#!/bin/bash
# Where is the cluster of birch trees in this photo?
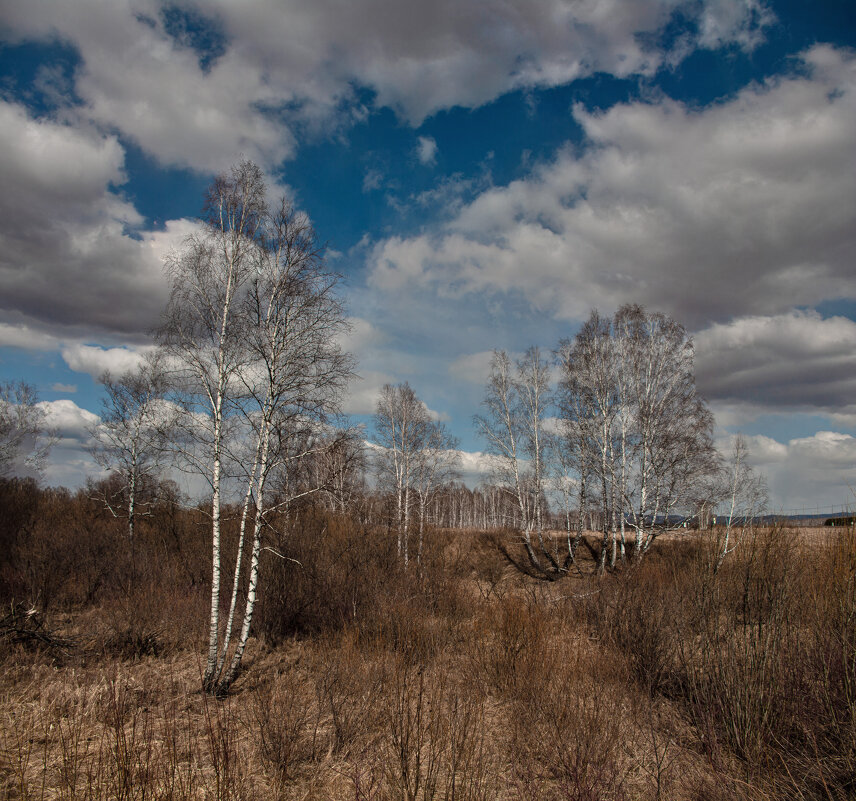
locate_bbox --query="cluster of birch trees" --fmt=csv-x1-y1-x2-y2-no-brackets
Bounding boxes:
476,305,723,576
372,382,462,565
89,161,353,695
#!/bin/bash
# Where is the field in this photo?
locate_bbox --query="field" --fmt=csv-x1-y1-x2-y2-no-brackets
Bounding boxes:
1,489,855,800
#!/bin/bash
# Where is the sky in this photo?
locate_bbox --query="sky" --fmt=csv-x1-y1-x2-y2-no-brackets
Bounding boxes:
0,0,855,512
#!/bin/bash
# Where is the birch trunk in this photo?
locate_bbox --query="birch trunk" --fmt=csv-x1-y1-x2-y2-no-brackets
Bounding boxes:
218,428,270,693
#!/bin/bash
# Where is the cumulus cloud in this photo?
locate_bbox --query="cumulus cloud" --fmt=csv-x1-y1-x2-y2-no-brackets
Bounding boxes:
36,399,101,487
721,430,856,512
2,0,774,171
344,368,451,421
39,399,100,441
717,432,788,465
449,351,497,385
696,0,775,51
344,369,398,416
695,311,856,419
368,46,856,328
61,344,152,380
456,449,495,486
339,317,387,356
0,101,188,342
0,323,60,351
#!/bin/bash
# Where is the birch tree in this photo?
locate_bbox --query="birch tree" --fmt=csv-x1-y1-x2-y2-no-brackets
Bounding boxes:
308,428,367,515
158,161,351,694
557,313,622,574
0,381,53,478
413,421,461,560
556,306,717,572
211,198,352,694
373,382,433,565
516,346,554,566
619,307,716,557
474,349,557,574
88,354,169,544
158,160,265,694
713,434,768,572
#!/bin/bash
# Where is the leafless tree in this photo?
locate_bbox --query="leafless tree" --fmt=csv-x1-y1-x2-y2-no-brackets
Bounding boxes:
557,313,621,574
157,161,352,694
307,428,368,515
0,381,53,478
474,349,558,575
88,354,169,544
557,306,717,572
713,434,768,572
373,382,434,565
618,307,717,558
213,201,352,693
157,160,265,693
413,421,461,560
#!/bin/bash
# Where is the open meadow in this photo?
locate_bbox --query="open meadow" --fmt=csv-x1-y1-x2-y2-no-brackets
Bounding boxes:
1,484,855,800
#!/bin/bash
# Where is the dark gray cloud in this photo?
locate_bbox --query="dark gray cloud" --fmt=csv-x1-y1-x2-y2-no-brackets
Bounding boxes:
695,311,856,416
0,101,188,343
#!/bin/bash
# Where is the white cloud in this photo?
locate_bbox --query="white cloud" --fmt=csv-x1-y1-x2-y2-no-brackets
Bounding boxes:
456,449,495,486
32,399,100,488
340,317,387,356
39,399,100,442
416,136,438,165
345,369,451,422
0,323,60,351
51,383,77,394
696,0,775,51
716,432,788,465
363,169,384,193
344,369,398,416
61,344,152,380
449,350,499,386
725,430,856,512
1,0,774,172
368,46,856,328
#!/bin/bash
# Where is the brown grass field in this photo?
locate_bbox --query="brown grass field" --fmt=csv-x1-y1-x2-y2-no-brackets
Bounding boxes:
1,489,854,800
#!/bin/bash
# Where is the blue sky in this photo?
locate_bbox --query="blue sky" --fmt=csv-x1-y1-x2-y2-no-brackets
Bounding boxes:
1,0,855,511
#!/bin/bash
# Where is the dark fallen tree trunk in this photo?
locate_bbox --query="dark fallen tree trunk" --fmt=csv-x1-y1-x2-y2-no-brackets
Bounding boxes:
0,602,75,655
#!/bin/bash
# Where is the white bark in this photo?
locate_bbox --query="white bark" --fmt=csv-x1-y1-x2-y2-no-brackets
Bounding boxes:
373,383,436,566
158,162,351,694
557,305,717,571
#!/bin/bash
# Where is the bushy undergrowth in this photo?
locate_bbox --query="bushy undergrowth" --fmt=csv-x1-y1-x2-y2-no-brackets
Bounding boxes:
1,479,854,800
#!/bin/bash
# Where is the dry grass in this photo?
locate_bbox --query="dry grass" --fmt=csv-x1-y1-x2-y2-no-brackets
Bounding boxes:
1,491,854,801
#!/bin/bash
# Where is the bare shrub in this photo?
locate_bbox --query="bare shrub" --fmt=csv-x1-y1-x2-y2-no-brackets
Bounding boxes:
0,661,258,801
380,655,498,801
383,657,445,800
255,510,400,641
312,631,386,756
507,640,633,801
473,594,551,697
586,559,684,696
250,666,314,782
775,526,856,800
673,528,801,781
